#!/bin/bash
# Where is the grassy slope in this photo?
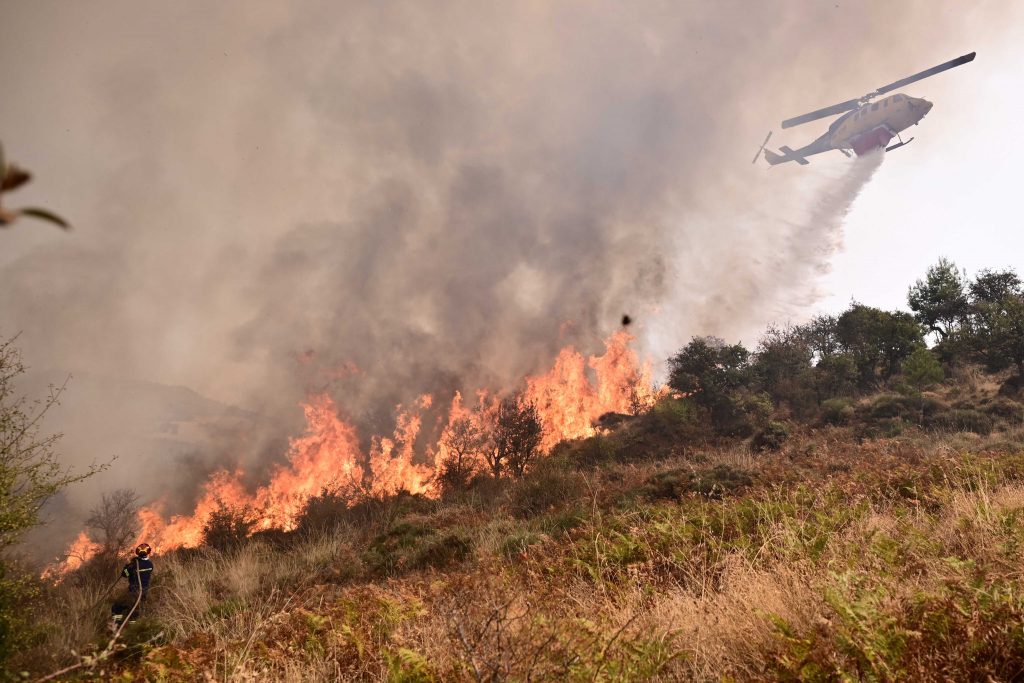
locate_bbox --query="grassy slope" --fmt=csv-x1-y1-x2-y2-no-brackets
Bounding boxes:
16,381,1024,681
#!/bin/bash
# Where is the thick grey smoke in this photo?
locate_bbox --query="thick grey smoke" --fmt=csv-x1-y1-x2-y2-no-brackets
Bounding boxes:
0,1,993,545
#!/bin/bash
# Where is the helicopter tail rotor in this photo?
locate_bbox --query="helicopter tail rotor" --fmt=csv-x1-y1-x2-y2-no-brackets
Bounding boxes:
752,131,773,164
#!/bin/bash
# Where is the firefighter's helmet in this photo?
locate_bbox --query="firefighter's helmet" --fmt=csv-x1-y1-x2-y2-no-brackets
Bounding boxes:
135,543,152,558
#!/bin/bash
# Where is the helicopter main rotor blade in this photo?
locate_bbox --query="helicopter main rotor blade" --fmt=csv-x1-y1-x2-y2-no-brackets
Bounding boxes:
872,51,976,96
781,98,861,129
779,52,975,130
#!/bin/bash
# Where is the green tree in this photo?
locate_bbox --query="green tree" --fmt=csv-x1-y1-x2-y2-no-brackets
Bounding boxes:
907,257,970,341
798,314,842,360
668,337,749,398
969,268,1021,305
965,268,1024,377
793,315,858,402
668,337,758,432
836,304,923,388
812,353,859,400
752,325,815,417
0,336,100,666
903,347,944,391
973,295,1024,377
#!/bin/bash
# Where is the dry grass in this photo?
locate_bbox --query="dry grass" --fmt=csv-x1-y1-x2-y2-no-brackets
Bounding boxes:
17,412,1024,680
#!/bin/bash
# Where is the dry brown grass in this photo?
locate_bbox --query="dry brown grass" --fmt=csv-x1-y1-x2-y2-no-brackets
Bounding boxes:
18,409,1024,681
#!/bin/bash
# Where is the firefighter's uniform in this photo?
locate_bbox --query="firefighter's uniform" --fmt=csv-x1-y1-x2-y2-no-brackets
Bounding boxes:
112,544,153,625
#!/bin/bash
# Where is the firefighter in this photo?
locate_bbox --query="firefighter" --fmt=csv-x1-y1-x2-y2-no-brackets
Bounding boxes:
112,543,153,625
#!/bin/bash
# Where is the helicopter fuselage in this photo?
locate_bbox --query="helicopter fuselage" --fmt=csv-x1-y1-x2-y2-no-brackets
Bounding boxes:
829,93,933,155
761,51,971,166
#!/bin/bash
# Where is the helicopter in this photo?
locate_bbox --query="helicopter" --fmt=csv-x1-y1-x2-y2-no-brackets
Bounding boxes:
754,51,975,166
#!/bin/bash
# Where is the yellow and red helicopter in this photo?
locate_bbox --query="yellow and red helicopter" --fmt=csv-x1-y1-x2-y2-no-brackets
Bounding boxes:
755,52,975,166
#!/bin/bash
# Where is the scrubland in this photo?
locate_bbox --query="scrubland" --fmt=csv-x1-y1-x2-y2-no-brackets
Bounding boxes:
13,375,1024,682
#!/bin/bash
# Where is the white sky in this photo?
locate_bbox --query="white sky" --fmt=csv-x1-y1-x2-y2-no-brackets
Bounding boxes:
812,14,1023,314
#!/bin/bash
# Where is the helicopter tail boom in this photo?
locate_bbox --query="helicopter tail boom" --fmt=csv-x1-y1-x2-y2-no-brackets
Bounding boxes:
764,146,809,166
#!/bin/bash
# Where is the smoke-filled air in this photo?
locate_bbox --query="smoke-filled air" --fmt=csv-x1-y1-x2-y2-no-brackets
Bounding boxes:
8,1,1024,679
0,2,989,563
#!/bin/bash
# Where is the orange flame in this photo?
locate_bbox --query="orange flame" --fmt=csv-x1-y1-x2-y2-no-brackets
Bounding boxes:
525,331,657,451
50,332,656,574
43,531,101,579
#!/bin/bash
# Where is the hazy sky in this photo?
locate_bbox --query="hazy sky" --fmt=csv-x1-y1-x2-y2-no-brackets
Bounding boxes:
1,1,1021,511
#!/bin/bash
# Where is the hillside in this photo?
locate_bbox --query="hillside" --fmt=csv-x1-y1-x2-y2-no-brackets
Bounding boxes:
13,372,1024,681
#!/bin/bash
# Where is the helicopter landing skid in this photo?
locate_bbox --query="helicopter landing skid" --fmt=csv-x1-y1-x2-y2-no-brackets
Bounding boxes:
885,134,914,152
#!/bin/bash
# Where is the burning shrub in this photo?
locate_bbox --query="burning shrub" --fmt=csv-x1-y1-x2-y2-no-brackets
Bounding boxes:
437,417,488,495
201,503,255,552
484,398,544,479
295,487,353,534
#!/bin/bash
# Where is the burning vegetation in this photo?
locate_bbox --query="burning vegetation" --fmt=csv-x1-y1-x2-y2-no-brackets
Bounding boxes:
48,331,657,574
6,258,1024,680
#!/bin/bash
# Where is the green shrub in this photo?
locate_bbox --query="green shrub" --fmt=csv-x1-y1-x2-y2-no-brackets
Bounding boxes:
411,532,472,571
926,409,994,435
691,465,753,499
363,521,472,576
642,465,752,501
564,434,620,466
821,398,855,425
498,530,546,560
340,491,437,530
751,421,789,452
869,394,916,419
603,397,709,462
110,617,167,665
767,573,1024,681
506,460,584,518
858,417,908,439
0,564,41,668
983,397,1024,424
538,509,586,536
642,468,693,501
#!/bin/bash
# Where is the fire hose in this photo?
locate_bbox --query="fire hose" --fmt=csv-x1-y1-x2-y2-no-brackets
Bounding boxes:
32,559,145,683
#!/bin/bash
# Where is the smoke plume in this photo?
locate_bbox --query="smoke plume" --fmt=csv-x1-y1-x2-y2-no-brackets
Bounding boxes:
0,1,990,546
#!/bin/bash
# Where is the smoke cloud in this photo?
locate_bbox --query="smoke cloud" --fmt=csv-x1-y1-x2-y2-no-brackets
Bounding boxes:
0,1,993,545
